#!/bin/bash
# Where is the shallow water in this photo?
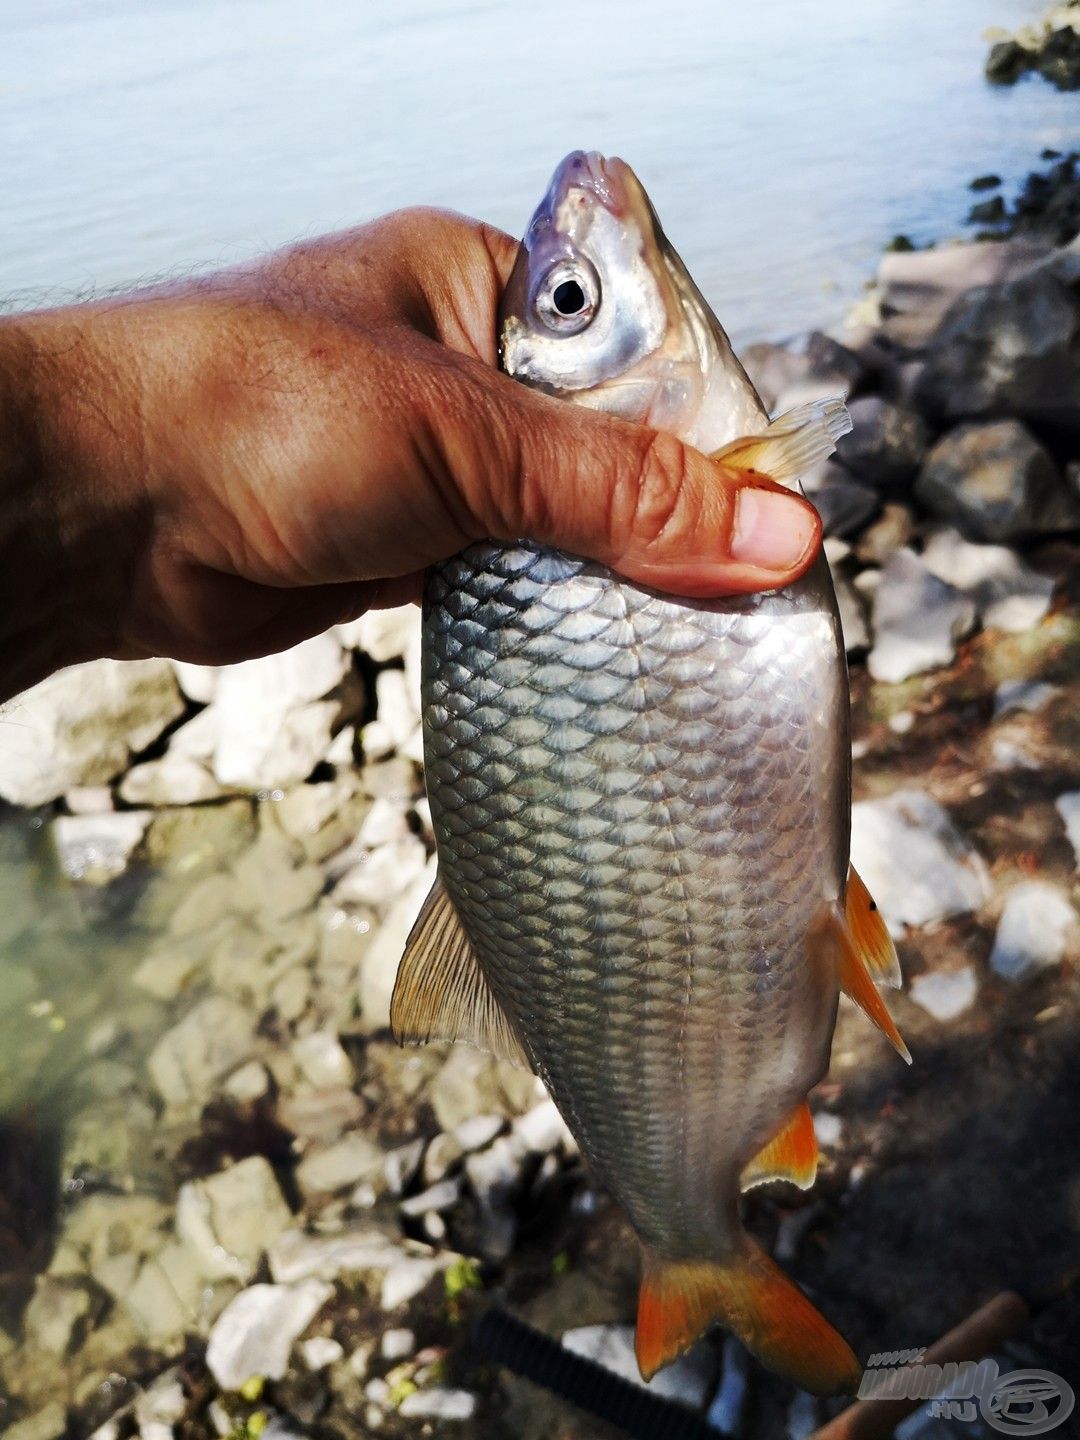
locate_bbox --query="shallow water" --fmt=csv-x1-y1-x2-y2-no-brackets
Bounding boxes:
2,0,1077,345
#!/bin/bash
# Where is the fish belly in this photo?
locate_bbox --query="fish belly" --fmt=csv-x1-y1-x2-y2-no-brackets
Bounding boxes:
422,541,848,1259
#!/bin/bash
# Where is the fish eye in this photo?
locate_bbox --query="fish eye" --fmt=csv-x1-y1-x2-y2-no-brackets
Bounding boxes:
534,259,600,336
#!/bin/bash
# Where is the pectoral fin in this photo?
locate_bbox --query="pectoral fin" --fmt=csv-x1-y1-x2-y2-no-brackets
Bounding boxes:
390,874,530,1069
635,1237,861,1396
740,1101,818,1192
711,397,852,484
819,886,911,1063
845,866,902,988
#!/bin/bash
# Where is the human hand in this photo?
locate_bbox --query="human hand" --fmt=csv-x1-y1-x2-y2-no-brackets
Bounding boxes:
0,209,821,695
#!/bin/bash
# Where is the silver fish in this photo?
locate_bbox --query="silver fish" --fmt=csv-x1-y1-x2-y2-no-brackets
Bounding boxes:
393,152,908,1395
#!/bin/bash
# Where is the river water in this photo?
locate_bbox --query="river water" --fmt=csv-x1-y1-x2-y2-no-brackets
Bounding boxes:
2,0,1077,344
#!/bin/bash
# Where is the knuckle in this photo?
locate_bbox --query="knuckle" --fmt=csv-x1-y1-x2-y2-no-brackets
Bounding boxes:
624,430,696,548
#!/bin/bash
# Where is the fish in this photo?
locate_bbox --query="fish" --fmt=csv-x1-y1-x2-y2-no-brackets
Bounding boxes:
392,151,909,1396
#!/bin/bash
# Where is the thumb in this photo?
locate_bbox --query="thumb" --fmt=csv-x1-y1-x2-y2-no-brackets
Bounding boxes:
469,373,823,598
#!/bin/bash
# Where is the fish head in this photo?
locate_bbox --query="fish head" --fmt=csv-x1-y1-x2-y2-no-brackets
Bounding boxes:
499,151,766,447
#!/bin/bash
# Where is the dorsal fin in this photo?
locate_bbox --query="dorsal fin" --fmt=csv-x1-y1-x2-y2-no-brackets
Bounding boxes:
845,866,902,988
740,1101,819,1192
390,874,531,1069
711,397,852,484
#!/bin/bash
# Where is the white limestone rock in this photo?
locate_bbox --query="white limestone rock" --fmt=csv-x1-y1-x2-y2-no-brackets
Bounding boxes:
868,548,977,683
205,1280,333,1389
909,966,979,1021
176,1156,292,1282
990,882,1078,980
51,810,151,885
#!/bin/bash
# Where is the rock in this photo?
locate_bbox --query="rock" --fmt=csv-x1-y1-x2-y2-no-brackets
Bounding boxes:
853,503,916,568
272,777,370,863
223,1060,271,1103
833,574,869,653
131,940,205,1000
921,528,1056,632
123,1241,204,1342
915,421,1075,543
399,1179,461,1218
51,810,151,885
278,1088,364,1143
909,967,979,1021
809,472,880,539
380,1327,415,1360
968,195,1007,226
990,882,1078,980
361,670,421,763
291,1032,355,1090
380,1257,441,1310
134,1370,188,1432
172,661,219,703
205,1280,334,1390
22,1276,97,1356
453,1114,505,1152
430,1046,540,1131
562,1323,713,1408
211,635,350,790
146,996,257,1107
993,680,1061,716
1056,792,1080,868
144,799,255,878
850,790,992,936
268,1228,403,1284
384,1139,425,1196
398,1389,477,1422
0,1402,68,1440
295,1133,385,1195
339,607,419,664
421,1133,465,1187
0,660,185,807
513,1099,573,1155
176,1156,292,1282
835,396,928,492
970,174,1003,193
120,751,224,807
813,1112,843,1147
913,271,1080,433
301,1335,344,1371
357,854,437,1030
868,549,977,683
334,834,428,912
464,1137,527,1261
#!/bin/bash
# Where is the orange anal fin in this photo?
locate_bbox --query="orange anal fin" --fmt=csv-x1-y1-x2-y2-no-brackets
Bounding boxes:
635,1239,861,1397
740,1102,818,1192
845,867,902,988
835,915,912,1064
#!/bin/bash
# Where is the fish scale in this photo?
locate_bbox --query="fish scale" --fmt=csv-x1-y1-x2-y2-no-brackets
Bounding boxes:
422,539,848,1257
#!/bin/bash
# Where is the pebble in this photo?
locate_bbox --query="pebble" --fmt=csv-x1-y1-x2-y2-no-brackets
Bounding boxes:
1055,792,1080,869
421,1132,465,1186
205,1280,334,1389
850,789,992,935
812,1112,844,1147
398,1388,477,1422
291,1031,356,1090
514,1098,574,1155
300,1336,344,1370
909,967,979,1021
399,1178,462,1218
268,1228,403,1284
380,1257,441,1310
835,395,927,492
990,882,1078,980
868,548,977,684
22,1276,96,1356
453,1114,505,1152
51,810,151,886
0,1402,68,1440
296,1134,386,1196
384,1138,425,1196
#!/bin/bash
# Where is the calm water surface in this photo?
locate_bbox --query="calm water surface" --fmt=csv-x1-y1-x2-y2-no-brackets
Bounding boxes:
0,1,1077,1112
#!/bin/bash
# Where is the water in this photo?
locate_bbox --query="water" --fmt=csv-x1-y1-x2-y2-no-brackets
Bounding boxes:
2,0,1077,344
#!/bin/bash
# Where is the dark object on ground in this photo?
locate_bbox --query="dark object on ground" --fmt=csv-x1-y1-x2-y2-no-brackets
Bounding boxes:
473,1306,726,1440
985,8,1080,91
970,174,1002,192
968,195,1007,226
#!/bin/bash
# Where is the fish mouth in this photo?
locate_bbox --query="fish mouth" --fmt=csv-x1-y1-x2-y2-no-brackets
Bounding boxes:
545,150,631,221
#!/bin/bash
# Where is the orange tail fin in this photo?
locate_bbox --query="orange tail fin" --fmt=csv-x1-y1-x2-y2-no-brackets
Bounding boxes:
635,1238,861,1396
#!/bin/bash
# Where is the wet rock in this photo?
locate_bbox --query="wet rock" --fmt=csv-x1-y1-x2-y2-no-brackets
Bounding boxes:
22,1276,98,1356
850,790,992,936
144,798,255,879
291,1031,355,1090
563,1324,714,1408
909,967,979,1021
0,659,184,807
836,396,927,492
176,1156,292,1282
268,1227,403,1284
0,1402,68,1440
205,1280,333,1390
915,421,1075,543
1055,792,1080,868
398,1388,477,1422
146,996,257,1107
913,271,1080,433
51,810,151,885
295,1133,385,1196
990,882,1078,980
868,548,977,683
210,636,350,790
921,528,1056,632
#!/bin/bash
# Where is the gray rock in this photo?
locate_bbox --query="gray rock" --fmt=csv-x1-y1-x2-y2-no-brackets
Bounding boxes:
0,659,184,807
990,882,1078,980
563,1323,714,1408
205,1280,333,1389
915,420,1075,543
921,528,1056,632
833,574,870,652
268,1227,403,1284
176,1156,292,1282
909,967,979,1021
398,1389,477,1422
913,271,1080,433
1056,792,1080,868
22,1276,97,1356
850,790,992,936
868,548,977,683
146,996,257,1107
993,680,1061,716
296,1133,385,1195
51,810,151,885
854,503,917,568
809,472,881,539
836,396,928,492
876,239,1051,348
